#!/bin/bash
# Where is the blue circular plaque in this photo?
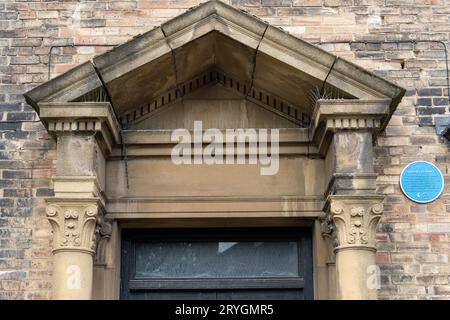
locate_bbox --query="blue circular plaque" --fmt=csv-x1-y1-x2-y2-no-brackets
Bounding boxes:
400,161,444,203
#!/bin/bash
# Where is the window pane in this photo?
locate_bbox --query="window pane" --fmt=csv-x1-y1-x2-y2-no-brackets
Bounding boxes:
135,241,299,278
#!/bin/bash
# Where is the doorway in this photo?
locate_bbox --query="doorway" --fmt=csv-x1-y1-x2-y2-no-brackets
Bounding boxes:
120,228,313,300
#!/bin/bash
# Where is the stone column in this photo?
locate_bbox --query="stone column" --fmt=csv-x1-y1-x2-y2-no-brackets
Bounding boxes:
312,100,391,300
324,195,384,299
48,133,106,300
46,200,103,299
324,131,384,300
37,102,120,300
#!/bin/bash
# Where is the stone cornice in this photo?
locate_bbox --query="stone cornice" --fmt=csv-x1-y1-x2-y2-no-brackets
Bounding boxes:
255,20,405,104
310,99,391,155
38,102,121,154
23,62,103,112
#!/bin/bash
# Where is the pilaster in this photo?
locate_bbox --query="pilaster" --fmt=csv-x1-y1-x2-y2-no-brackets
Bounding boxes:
313,99,388,300
40,102,119,299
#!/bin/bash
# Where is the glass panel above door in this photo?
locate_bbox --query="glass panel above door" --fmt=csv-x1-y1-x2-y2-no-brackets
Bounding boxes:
134,241,299,279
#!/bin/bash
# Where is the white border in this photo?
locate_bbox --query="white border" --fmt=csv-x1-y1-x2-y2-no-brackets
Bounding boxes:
399,160,444,204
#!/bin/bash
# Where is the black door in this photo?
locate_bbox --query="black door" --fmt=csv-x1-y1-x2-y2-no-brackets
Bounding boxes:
120,228,313,300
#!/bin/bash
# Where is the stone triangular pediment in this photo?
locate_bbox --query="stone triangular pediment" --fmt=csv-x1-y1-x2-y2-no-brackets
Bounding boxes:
24,0,404,133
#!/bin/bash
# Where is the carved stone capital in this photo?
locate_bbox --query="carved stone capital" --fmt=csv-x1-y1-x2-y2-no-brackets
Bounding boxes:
45,199,106,255
93,214,112,265
318,211,338,248
324,195,384,251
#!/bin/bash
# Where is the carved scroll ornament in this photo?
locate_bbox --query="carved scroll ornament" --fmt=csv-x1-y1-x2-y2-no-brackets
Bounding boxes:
46,200,110,254
322,196,384,251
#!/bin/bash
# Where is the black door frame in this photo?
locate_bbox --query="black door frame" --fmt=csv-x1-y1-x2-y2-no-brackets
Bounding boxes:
120,227,314,300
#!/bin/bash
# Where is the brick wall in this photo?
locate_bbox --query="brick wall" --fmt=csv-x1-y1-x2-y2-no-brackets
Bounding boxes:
1,0,450,299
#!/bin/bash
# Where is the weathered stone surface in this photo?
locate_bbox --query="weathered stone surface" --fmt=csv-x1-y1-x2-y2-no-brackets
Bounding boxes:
56,135,97,177
1,0,450,301
333,131,374,174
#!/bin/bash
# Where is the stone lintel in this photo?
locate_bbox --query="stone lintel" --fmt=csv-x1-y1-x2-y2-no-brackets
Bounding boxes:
38,102,121,154
311,99,391,156
108,128,318,158
122,127,309,143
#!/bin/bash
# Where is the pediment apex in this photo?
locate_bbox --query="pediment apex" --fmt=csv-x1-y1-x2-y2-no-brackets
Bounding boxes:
160,0,267,39
92,1,269,85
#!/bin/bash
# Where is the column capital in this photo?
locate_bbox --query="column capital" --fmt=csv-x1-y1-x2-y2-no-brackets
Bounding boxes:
45,198,111,255
322,195,384,252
